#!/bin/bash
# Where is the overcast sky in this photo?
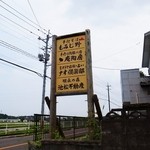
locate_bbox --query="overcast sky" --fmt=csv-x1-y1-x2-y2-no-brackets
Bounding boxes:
0,0,150,117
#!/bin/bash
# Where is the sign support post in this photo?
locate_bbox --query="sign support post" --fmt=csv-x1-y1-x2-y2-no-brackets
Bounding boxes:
86,30,95,139
50,35,57,139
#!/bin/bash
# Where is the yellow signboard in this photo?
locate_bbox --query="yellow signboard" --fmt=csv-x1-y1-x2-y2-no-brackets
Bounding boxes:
56,33,87,95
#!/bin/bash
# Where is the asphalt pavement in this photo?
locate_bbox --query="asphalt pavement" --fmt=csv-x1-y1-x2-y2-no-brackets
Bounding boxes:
0,135,32,150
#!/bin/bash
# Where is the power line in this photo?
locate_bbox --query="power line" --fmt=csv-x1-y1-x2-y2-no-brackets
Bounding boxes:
99,97,121,108
1,16,41,48
0,13,39,37
0,57,51,79
94,73,107,85
93,66,121,70
94,42,141,63
0,40,38,60
0,0,46,34
93,66,142,71
27,0,46,34
0,28,38,48
0,4,40,32
0,57,42,77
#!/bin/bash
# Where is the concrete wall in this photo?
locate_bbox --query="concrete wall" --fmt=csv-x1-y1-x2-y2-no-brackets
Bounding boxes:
102,118,150,150
41,140,101,150
102,104,150,150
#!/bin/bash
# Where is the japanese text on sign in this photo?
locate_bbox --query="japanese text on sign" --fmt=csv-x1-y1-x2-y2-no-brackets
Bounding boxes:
56,34,87,95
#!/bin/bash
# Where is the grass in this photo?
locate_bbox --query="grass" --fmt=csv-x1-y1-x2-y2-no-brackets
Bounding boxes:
0,122,33,129
0,122,34,136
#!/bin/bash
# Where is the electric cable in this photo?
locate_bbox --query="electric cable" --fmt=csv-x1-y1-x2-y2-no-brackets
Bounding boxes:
0,13,39,37
0,57,51,79
0,0,46,34
98,97,121,107
0,40,38,60
27,0,46,34
93,66,121,70
0,57,42,77
93,42,141,63
0,26,38,48
0,4,41,32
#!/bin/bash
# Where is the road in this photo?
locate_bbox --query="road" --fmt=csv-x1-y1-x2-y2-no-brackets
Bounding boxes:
0,135,33,150
0,128,88,150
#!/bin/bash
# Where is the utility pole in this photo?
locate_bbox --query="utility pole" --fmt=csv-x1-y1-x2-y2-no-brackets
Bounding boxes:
38,31,51,115
107,84,111,112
